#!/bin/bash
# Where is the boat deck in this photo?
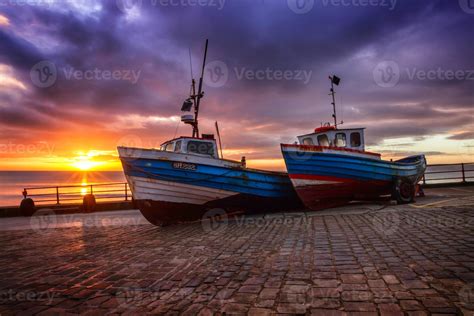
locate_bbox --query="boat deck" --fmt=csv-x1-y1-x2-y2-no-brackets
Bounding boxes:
0,186,473,315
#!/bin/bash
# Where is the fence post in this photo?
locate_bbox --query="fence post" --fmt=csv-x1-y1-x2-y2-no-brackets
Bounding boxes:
56,187,60,204
462,163,466,183
422,174,426,185
125,183,128,201
90,185,94,194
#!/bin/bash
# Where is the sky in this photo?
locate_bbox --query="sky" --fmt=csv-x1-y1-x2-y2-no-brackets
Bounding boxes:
0,0,472,171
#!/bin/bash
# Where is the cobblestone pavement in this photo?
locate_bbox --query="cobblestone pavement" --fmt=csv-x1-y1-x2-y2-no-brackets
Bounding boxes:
0,187,473,315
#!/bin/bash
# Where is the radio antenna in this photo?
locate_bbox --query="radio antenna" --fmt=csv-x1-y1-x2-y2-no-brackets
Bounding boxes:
192,39,209,138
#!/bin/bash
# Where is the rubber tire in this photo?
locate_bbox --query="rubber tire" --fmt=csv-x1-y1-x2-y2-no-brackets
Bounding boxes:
20,198,36,217
394,179,415,204
83,194,96,213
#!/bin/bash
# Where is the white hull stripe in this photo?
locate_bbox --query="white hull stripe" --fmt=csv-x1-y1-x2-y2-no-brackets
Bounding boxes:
291,179,340,188
127,175,238,205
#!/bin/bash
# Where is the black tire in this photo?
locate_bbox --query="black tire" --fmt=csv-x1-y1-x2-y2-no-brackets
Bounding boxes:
83,194,96,213
20,198,36,216
394,178,415,204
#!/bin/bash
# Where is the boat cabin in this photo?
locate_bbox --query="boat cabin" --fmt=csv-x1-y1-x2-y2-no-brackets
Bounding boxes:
160,135,219,159
297,126,366,151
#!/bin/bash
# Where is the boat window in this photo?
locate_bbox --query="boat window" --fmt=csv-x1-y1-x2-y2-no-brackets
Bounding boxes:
174,141,182,153
302,138,314,145
350,132,361,147
187,141,215,156
164,142,174,152
317,134,329,147
335,133,347,147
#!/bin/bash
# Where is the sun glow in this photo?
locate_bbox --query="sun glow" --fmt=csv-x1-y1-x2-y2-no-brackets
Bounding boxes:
71,151,106,171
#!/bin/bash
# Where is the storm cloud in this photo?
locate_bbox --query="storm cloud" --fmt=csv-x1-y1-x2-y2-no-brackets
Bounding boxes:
0,0,472,166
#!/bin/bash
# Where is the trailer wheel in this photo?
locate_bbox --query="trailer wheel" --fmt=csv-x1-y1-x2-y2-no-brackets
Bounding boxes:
394,178,415,204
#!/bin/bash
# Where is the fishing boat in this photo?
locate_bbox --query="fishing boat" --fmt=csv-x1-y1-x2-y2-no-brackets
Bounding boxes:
281,75,426,210
118,40,300,226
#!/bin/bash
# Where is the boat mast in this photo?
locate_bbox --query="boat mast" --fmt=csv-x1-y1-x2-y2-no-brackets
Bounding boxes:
192,39,209,138
329,75,341,128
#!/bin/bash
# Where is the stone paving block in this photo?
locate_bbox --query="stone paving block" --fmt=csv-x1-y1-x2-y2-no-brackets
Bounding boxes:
341,274,366,284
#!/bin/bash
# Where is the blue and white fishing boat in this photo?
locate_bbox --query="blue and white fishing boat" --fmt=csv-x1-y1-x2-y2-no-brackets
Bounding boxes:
118,40,300,226
281,76,427,210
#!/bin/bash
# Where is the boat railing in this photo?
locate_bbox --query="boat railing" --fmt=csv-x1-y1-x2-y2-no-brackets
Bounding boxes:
422,162,474,185
22,182,132,206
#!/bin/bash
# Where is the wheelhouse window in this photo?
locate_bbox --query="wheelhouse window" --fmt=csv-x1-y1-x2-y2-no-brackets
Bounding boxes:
187,141,215,157
302,138,314,145
334,133,347,147
164,142,174,152
317,134,329,147
350,132,361,147
174,141,182,153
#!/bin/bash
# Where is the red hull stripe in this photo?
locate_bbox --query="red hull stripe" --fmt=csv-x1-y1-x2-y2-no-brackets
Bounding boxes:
289,174,391,185
289,174,357,183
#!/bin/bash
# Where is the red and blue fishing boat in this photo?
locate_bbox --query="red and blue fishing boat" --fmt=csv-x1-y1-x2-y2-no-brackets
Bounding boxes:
118,40,300,226
281,76,426,210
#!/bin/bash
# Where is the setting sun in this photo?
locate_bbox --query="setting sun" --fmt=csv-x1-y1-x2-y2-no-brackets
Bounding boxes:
71,152,107,171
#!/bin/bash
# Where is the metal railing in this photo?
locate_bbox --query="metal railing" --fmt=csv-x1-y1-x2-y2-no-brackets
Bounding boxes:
22,182,132,206
423,162,474,185
19,162,473,206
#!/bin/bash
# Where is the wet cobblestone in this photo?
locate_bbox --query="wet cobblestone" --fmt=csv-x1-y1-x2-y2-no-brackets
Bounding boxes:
0,190,473,315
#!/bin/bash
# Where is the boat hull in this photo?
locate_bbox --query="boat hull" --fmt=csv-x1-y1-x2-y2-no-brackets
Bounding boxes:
281,144,426,210
118,147,301,225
